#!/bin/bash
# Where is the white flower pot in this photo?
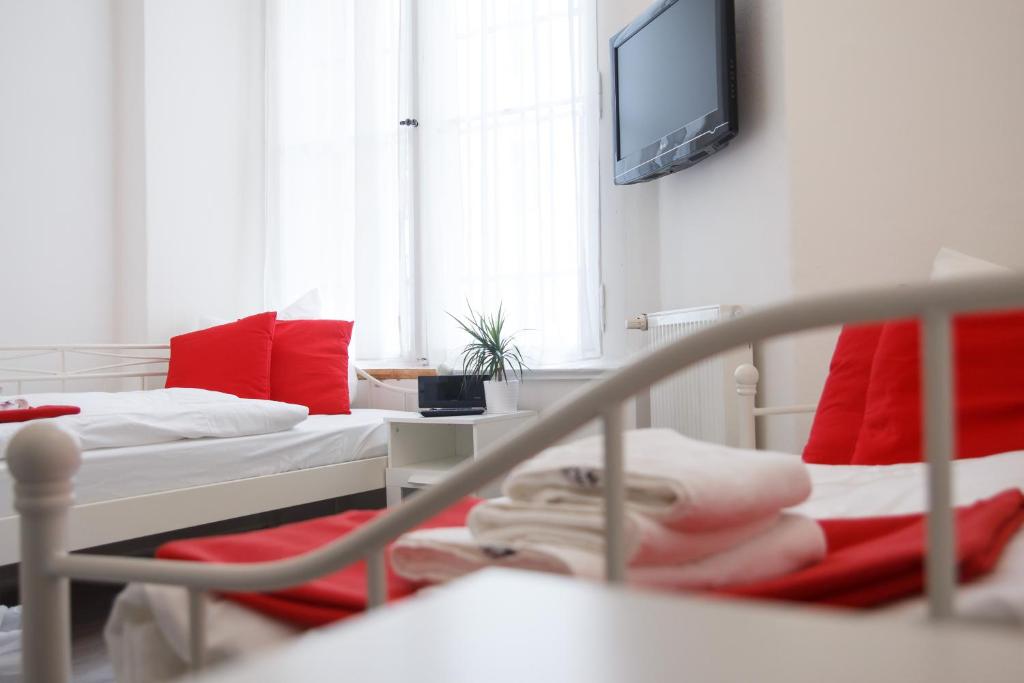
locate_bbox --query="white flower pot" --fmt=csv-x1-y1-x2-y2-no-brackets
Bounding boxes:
484,379,520,414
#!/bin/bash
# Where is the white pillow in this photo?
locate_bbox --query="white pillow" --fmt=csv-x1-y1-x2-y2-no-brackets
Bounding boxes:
346,339,359,404
930,247,1011,280
196,290,324,330
278,289,323,320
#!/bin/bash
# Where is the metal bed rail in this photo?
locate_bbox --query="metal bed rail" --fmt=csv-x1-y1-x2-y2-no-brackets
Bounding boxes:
0,344,414,396
9,274,1024,682
0,345,170,394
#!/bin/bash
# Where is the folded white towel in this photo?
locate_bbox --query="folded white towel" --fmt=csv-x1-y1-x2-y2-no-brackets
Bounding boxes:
390,527,573,584
391,514,825,588
628,515,826,590
502,428,811,532
468,497,778,566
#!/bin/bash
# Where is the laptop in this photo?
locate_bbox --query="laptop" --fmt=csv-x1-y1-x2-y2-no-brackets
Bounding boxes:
418,375,488,417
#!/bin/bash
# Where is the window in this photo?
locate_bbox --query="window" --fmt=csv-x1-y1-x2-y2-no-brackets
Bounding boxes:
265,0,599,366
264,0,404,360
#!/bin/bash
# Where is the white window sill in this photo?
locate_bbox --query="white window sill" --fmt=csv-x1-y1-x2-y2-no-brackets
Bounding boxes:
355,359,620,381
521,361,620,381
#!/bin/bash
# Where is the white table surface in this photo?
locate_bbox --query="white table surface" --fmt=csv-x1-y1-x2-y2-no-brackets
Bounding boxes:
192,569,1024,682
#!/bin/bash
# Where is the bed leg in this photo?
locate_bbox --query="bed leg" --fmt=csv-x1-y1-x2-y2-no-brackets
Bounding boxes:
366,549,387,609
603,404,626,584
187,589,207,672
922,310,956,621
7,423,82,683
734,364,759,450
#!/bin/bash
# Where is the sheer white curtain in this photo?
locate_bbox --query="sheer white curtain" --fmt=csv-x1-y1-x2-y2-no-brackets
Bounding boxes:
264,0,406,360
266,0,600,366
417,0,601,367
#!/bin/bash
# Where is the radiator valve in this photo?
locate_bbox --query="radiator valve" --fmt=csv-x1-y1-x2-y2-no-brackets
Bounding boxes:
625,314,648,331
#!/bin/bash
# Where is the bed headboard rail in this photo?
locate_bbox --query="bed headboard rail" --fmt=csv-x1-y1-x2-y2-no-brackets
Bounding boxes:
0,345,413,398
0,344,170,394
733,364,817,450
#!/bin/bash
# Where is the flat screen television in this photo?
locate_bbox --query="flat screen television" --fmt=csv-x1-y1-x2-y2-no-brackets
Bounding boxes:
610,0,738,185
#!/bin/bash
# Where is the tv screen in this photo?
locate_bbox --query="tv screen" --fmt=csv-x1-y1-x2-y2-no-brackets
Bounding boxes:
610,0,737,184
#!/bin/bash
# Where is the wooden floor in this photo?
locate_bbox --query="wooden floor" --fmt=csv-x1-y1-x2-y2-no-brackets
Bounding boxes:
70,583,118,683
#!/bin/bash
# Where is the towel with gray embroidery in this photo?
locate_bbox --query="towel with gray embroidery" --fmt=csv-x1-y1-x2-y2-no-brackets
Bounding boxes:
390,514,825,587
500,428,811,532
468,497,779,566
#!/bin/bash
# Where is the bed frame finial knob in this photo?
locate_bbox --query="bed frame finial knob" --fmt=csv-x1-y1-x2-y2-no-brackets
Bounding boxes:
8,421,80,683
734,363,759,394
7,422,81,485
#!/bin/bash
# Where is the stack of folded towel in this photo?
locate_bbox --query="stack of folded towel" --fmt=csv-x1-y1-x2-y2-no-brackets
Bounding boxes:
391,428,827,589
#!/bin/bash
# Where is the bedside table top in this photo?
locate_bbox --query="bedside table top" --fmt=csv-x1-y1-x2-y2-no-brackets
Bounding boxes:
384,410,537,426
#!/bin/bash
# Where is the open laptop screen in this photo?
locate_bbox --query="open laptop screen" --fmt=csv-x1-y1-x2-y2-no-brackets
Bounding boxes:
418,375,488,409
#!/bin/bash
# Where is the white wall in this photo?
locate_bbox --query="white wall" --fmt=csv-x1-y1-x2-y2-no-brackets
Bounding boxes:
141,0,266,342
0,0,116,345
783,0,1024,424
598,0,663,362
0,0,266,347
654,0,801,450
112,0,148,343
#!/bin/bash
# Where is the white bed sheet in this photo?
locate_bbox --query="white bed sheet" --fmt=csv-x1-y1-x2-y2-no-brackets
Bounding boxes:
106,450,1024,683
0,409,415,518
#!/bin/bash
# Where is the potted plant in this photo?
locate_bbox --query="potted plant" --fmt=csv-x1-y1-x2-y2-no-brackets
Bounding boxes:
448,303,527,414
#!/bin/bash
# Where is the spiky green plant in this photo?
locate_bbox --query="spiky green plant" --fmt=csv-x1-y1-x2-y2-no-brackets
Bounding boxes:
447,302,527,383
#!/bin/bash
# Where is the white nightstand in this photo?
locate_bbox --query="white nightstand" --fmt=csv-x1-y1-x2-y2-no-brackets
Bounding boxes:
384,411,538,506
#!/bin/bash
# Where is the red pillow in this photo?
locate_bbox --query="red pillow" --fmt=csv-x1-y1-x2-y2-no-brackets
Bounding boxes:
270,320,354,414
165,312,277,399
851,311,1024,465
802,324,884,464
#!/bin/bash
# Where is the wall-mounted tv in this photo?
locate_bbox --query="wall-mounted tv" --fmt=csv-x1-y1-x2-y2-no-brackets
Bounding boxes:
610,0,738,185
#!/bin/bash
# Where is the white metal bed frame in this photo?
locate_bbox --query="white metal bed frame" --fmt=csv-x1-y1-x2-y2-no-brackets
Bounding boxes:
0,347,413,567
0,345,416,396
0,344,170,394
8,274,1024,682
733,362,817,450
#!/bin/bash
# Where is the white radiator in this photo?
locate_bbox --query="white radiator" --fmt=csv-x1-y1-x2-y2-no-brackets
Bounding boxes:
631,305,751,446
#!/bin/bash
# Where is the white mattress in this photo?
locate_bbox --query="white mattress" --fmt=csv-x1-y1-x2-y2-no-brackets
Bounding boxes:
0,409,416,518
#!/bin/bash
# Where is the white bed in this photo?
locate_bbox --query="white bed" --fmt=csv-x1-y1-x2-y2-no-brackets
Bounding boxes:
102,449,1024,682
0,409,403,516
0,374,419,566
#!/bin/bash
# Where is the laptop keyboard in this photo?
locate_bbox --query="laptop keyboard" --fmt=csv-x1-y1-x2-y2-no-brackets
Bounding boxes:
419,407,487,418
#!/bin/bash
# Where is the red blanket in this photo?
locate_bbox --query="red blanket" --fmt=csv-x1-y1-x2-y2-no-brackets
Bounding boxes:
723,489,1024,606
156,490,1024,628
157,498,482,627
0,405,80,423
